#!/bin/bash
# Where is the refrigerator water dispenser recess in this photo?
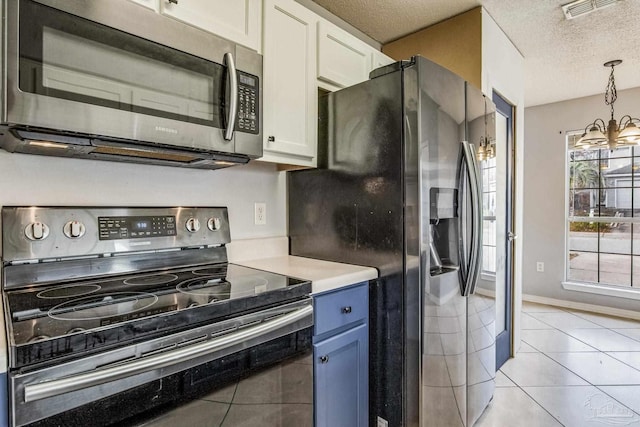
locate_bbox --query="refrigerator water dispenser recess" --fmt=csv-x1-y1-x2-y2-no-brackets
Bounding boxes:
428,187,459,276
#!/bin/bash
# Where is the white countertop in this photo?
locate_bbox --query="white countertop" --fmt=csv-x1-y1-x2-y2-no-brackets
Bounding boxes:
236,256,378,294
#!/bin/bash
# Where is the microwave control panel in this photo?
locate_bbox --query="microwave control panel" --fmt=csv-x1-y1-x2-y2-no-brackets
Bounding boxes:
237,71,259,134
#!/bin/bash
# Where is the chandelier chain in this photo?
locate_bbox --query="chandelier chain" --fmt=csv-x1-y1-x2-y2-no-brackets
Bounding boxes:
604,64,617,120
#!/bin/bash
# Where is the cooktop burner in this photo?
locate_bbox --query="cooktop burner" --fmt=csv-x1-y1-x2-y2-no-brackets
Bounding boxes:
48,292,159,321
5,263,311,369
177,279,230,297
123,273,178,286
192,267,223,276
37,284,102,299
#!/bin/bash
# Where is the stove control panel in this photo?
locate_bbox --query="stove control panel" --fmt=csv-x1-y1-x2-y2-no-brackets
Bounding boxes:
98,216,176,240
2,207,231,263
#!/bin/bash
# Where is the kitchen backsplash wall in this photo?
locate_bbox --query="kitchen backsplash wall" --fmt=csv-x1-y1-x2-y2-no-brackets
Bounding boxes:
0,152,286,254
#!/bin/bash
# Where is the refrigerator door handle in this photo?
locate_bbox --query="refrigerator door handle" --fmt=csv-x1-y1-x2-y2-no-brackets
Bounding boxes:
460,141,483,296
457,148,469,294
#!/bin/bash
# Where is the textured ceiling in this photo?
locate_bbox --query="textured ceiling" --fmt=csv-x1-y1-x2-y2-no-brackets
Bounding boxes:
311,0,640,107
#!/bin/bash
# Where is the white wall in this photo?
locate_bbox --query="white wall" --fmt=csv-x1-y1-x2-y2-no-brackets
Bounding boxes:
481,9,525,351
523,86,640,313
0,152,287,250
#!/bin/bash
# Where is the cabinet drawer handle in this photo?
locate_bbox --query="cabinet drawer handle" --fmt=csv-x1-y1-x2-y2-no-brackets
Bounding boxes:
320,355,329,364
267,136,275,142
341,306,352,314
167,0,178,4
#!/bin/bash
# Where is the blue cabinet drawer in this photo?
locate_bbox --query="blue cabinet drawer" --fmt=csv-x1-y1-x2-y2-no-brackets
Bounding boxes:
314,282,368,336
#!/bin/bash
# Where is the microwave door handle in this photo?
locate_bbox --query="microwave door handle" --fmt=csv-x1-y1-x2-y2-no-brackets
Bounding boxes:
224,52,238,141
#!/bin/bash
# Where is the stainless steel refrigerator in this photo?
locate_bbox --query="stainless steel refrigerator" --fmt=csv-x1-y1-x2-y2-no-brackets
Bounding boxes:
288,56,496,427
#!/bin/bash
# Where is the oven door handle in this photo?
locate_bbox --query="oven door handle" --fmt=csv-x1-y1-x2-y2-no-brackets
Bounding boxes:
24,304,313,403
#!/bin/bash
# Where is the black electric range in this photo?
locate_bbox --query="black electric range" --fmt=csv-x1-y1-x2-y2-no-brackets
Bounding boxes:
1,207,314,427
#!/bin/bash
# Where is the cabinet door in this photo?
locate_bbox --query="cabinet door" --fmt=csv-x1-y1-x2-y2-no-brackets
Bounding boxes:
262,0,317,165
160,0,261,51
128,0,158,12
371,50,395,70
317,20,370,88
314,324,368,427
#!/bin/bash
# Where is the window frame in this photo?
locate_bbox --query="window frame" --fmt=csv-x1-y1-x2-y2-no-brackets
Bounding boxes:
481,156,497,277
563,132,640,298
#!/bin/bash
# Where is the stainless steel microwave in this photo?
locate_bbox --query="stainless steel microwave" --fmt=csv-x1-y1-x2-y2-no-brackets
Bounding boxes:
0,0,262,169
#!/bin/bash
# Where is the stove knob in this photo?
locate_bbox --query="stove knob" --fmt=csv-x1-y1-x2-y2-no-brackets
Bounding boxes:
63,221,86,239
207,217,221,231
25,222,50,241
185,217,200,233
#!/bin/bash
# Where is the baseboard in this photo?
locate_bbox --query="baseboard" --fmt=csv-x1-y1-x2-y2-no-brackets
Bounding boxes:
522,293,640,321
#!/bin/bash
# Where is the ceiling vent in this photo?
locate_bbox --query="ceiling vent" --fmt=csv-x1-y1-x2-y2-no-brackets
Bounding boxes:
562,0,620,19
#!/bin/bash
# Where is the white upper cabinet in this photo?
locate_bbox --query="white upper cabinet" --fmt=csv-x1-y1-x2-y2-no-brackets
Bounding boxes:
159,0,261,52
262,0,318,167
317,20,371,88
371,50,395,71
129,0,159,12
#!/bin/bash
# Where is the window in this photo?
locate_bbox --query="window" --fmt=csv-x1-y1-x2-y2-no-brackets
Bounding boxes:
481,156,497,275
566,138,640,289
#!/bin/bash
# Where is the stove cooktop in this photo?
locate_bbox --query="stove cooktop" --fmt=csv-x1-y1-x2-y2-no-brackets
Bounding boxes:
5,264,311,370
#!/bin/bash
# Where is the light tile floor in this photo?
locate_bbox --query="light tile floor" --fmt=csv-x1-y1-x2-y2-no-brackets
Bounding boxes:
475,301,640,427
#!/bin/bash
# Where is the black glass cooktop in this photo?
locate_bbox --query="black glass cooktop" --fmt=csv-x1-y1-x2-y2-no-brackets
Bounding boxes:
5,264,310,370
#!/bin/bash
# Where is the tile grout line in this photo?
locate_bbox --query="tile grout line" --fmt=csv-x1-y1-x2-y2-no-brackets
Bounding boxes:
498,368,567,427
522,309,640,424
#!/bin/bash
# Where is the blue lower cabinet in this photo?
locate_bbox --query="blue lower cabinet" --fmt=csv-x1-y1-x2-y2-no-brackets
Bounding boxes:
0,372,6,427
314,324,368,427
313,282,369,427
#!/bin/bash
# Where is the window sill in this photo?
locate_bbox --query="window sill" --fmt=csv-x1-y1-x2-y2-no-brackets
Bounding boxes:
562,281,640,301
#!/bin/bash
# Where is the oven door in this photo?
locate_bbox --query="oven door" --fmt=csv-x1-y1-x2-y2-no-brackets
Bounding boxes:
3,0,262,157
10,299,313,427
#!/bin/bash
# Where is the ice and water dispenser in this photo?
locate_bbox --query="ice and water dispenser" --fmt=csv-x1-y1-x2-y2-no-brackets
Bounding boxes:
428,187,459,277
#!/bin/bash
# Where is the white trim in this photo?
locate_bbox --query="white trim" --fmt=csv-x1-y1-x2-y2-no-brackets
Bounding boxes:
523,292,640,321
569,216,640,223
481,272,496,281
426,283,459,306
475,287,495,298
562,281,640,301
564,133,572,289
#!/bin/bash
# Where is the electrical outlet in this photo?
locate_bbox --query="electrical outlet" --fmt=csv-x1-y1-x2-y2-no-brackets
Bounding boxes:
254,202,266,225
536,262,544,272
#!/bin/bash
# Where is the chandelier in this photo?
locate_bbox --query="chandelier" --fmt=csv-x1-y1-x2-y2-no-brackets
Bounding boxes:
576,60,640,150
477,136,495,161
477,100,496,161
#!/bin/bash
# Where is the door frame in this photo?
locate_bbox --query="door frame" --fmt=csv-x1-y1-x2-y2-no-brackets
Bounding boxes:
493,91,515,369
